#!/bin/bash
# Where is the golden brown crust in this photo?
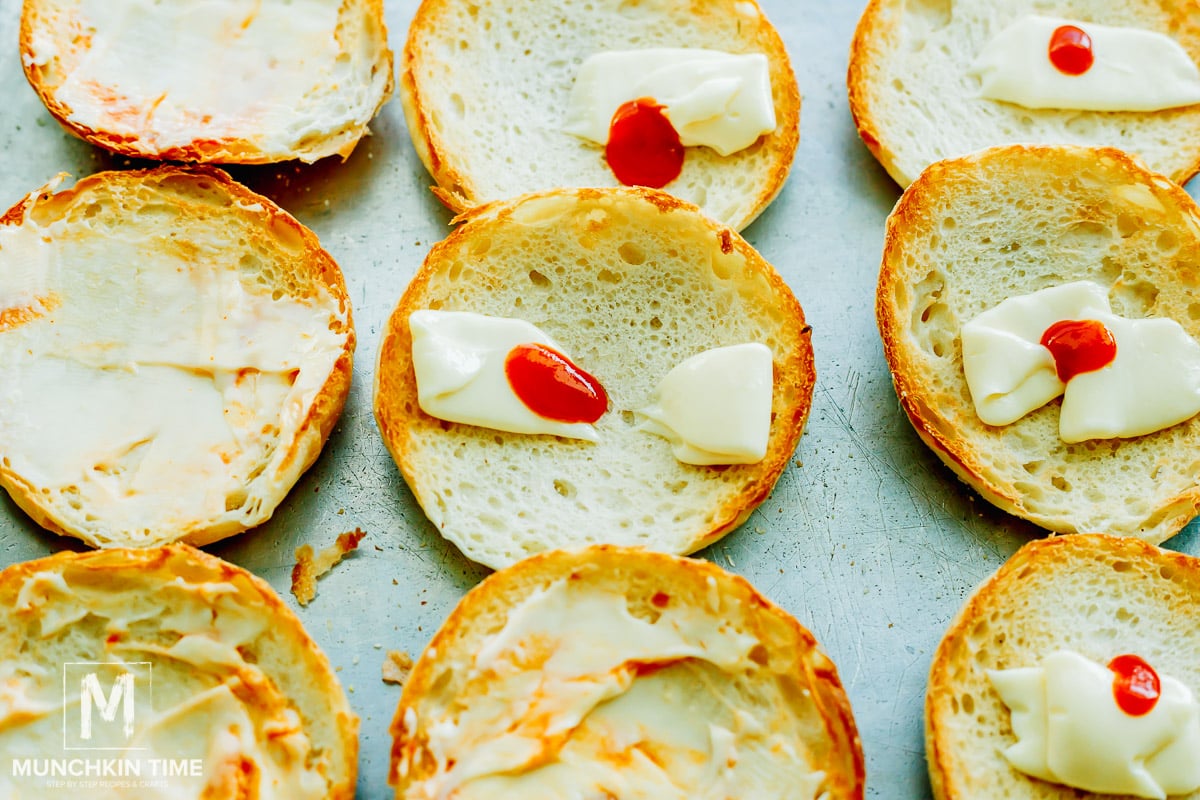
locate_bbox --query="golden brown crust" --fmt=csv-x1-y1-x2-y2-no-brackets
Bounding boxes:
399,0,800,230
732,0,802,229
399,0,475,213
847,0,1200,188
388,545,864,798
876,144,1200,541
0,165,354,548
374,186,814,566
0,544,359,799
19,0,394,164
925,534,1200,799
846,0,895,182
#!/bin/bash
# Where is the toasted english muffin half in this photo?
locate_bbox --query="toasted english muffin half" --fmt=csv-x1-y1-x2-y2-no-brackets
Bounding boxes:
926,534,1200,800
877,144,1200,543
373,187,814,569
0,165,354,548
20,0,393,163
389,545,864,799
848,0,1200,188
400,0,800,231
0,545,358,799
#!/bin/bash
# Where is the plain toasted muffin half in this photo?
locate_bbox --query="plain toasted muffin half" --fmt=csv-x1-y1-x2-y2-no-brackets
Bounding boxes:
926,534,1200,800
877,144,1200,543
0,545,358,799
389,545,864,799
0,165,354,548
374,186,815,569
20,0,394,163
848,0,1200,188
400,0,800,231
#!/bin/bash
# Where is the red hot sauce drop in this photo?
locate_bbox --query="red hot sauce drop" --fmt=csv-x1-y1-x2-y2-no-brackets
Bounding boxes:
505,343,608,424
1040,319,1117,382
605,98,684,189
1108,654,1161,717
1049,25,1095,76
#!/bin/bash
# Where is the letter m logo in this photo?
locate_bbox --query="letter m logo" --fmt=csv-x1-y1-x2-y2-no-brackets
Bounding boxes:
80,672,135,740
62,662,151,751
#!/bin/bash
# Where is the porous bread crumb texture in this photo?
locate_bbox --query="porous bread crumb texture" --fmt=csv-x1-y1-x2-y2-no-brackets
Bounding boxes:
927,535,1200,800
0,546,357,798
850,0,1200,187
403,0,799,231
375,189,814,570
0,166,353,548
21,0,393,163
390,546,864,798
879,146,1200,542
292,528,368,606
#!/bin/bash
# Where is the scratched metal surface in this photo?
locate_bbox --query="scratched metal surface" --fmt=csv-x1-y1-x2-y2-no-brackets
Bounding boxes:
1,1,1198,797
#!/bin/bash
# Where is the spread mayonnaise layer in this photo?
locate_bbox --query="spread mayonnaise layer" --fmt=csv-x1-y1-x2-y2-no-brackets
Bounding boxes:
29,0,382,154
401,578,825,800
961,281,1200,441
0,189,348,543
988,650,1200,798
0,562,333,799
970,16,1200,111
408,310,599,441
638,343,773,465
563,49,776,156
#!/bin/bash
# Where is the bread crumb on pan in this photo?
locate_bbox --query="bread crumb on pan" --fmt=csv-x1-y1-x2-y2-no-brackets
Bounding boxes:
382,650,414,686
292,528,368,606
